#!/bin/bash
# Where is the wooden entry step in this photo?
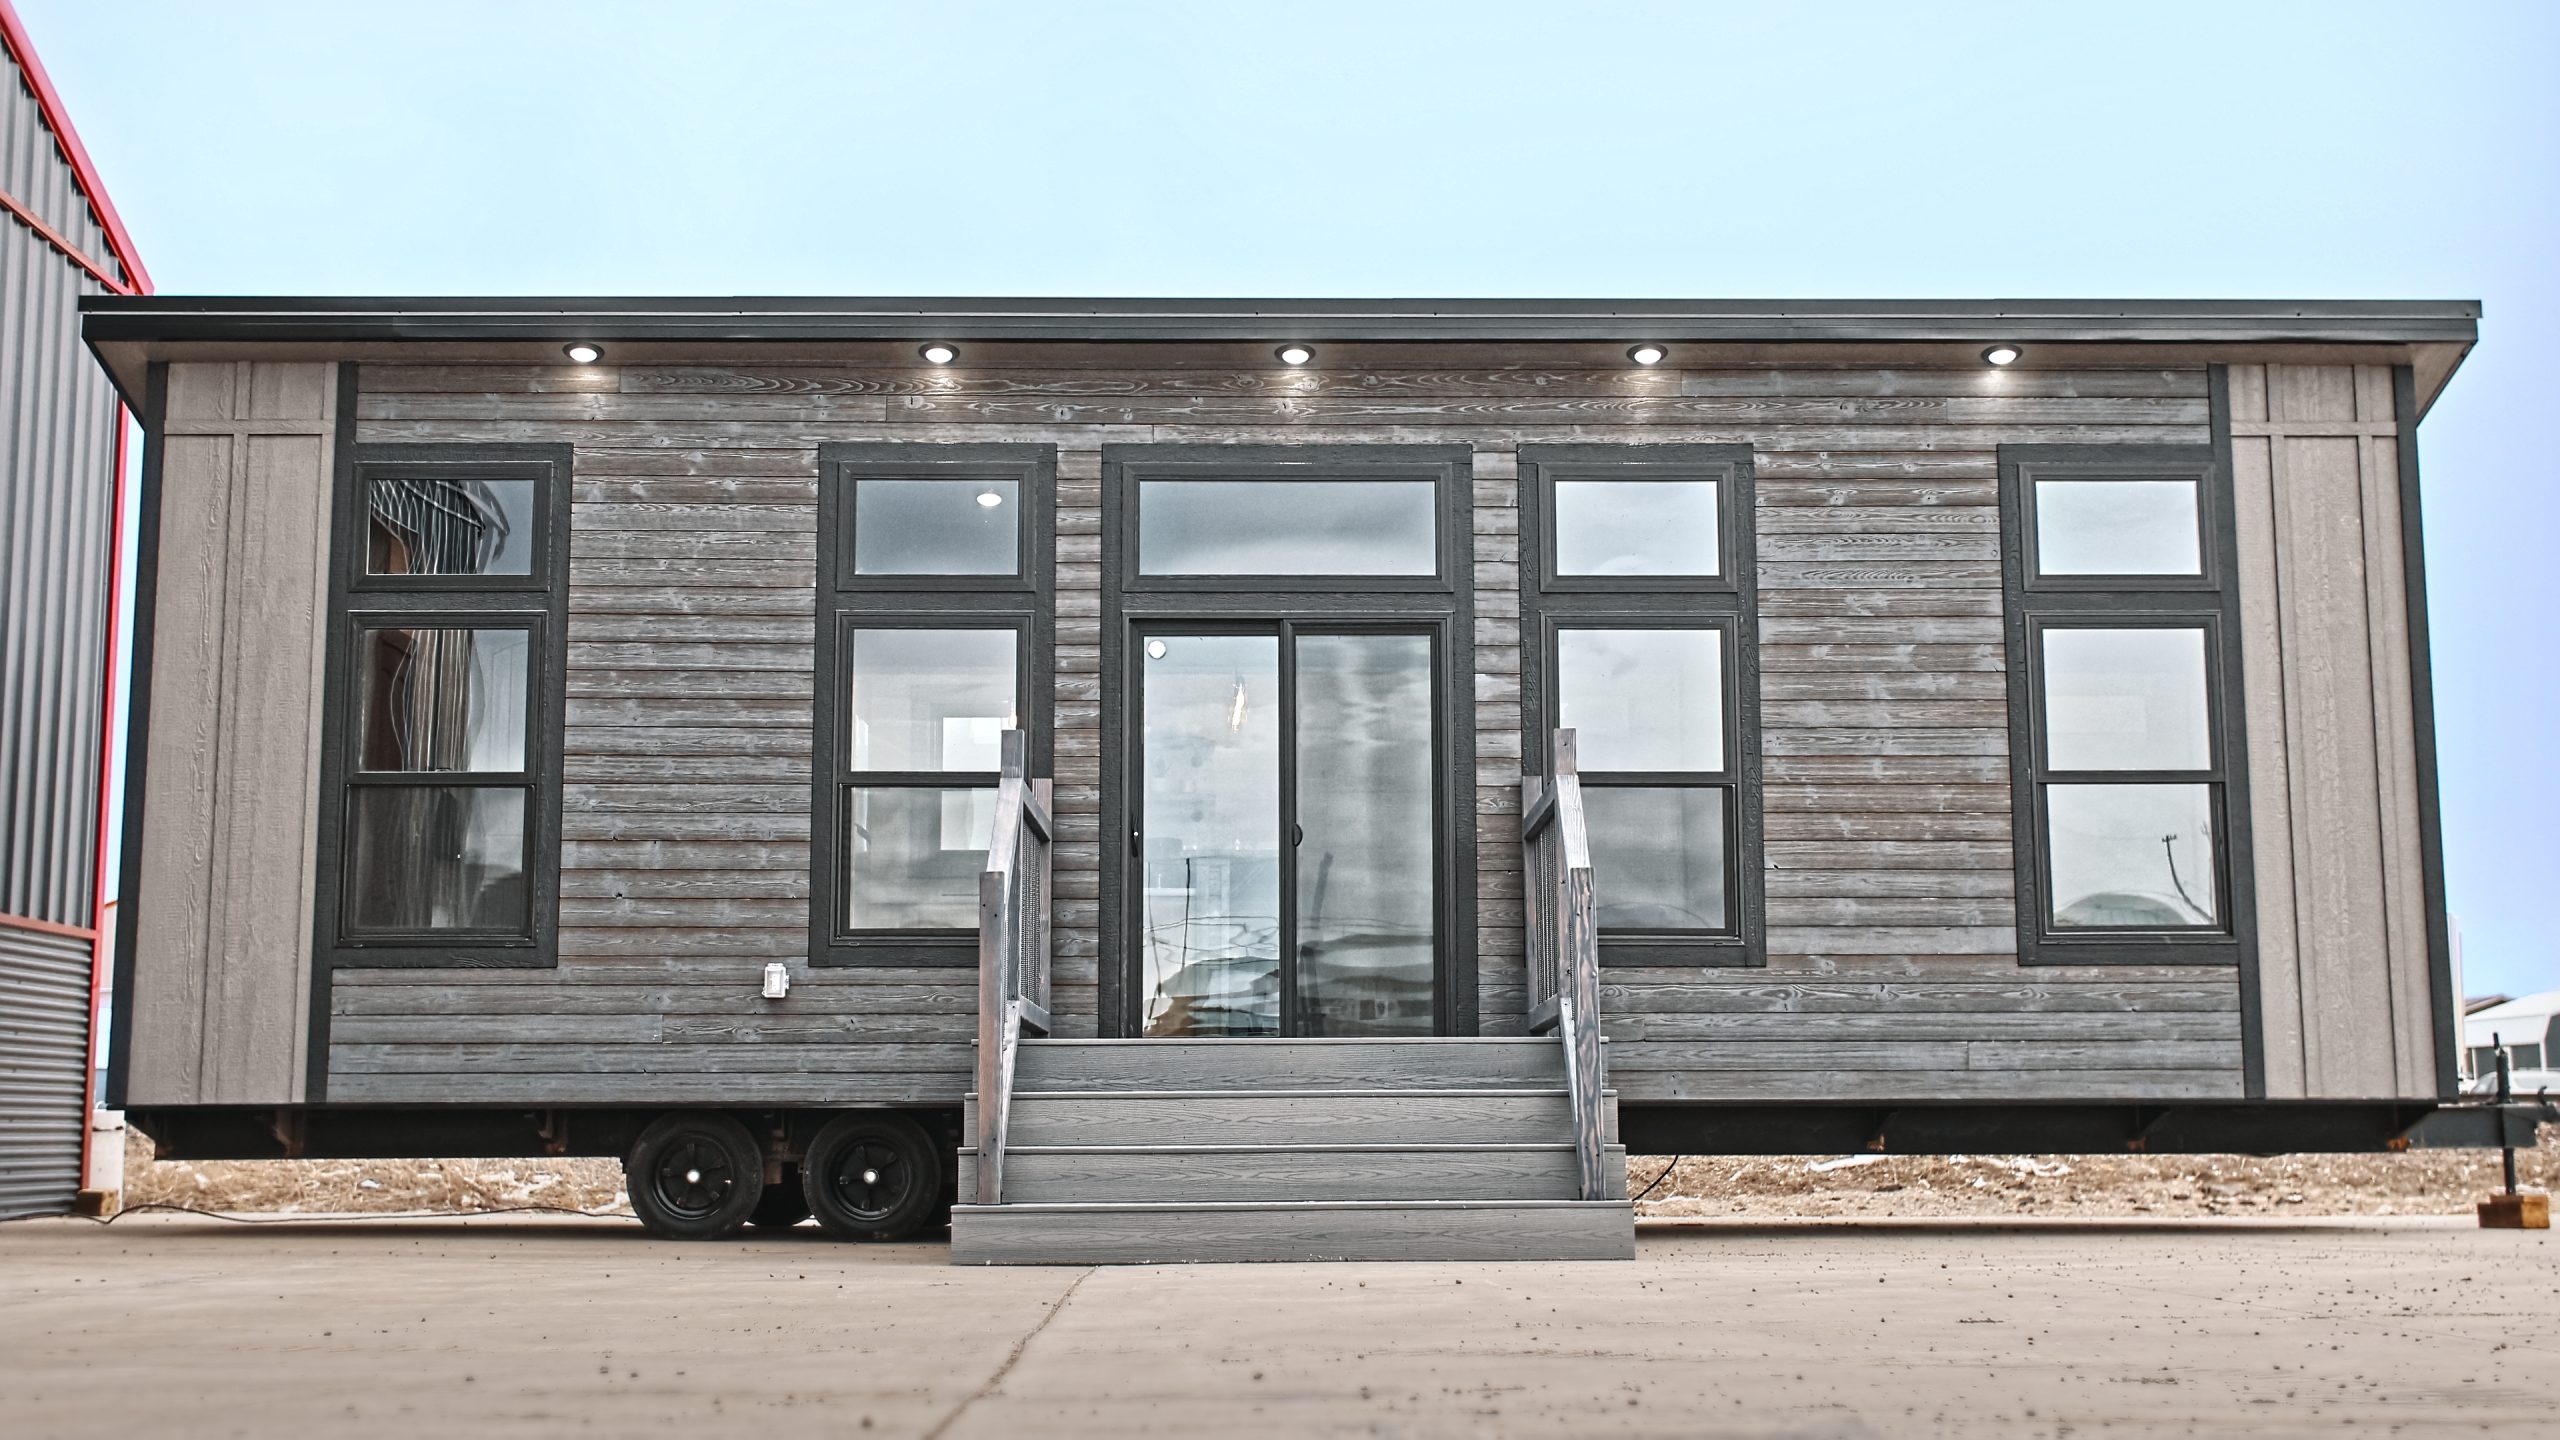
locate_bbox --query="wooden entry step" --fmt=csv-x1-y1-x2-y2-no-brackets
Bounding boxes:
951,1037,1634,1264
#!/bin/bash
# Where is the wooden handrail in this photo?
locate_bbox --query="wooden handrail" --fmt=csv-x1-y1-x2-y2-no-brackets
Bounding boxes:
1521,729,1608,1201
972,730,1053,1206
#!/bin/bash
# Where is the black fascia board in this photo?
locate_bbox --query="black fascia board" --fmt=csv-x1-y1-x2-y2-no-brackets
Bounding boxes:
79,295,2483,347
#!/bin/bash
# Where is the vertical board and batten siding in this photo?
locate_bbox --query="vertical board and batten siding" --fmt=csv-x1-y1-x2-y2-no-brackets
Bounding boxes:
124,362,337,1106
2226,363,2440,1100
334,360,2239,1103
2,46,130,1213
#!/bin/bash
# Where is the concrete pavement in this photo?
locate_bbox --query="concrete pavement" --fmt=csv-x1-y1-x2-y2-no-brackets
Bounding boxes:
3,1212,2550,1437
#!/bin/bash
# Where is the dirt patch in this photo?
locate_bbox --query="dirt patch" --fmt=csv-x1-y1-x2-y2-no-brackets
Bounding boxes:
117,1124,2556,1220
1627,1128,2556,1218
119,1129,628,1216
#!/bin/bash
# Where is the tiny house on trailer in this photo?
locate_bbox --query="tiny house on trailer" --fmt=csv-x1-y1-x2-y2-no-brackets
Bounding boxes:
76,297,2506,1262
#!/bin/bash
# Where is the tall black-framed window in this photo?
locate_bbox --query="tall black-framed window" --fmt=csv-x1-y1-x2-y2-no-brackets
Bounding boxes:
1998,444,2254,967
811,443,1054,967
314,442,573,968
1519,443,1762,967
1096,443,1477,1036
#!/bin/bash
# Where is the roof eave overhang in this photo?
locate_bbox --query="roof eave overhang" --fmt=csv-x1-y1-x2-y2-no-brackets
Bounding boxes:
79,296,2481,414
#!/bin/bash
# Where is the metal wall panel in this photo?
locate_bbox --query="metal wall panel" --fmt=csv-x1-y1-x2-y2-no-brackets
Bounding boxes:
1,44,128,1215
1,55,119,927
0,918,89,1217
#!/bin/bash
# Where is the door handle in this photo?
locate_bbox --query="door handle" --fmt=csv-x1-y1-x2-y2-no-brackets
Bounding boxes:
1293,823,1304,847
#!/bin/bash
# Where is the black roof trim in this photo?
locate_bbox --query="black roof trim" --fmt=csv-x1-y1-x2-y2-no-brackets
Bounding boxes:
79,295,2482,346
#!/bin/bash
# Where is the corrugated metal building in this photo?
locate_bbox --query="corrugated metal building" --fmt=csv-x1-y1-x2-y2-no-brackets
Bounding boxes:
0,0,147,1220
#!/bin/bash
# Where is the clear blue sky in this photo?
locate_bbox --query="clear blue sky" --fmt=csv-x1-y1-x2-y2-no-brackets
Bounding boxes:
24,0,2558,998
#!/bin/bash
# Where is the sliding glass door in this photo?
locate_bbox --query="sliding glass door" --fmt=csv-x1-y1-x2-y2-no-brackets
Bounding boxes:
1134,625,1438,1037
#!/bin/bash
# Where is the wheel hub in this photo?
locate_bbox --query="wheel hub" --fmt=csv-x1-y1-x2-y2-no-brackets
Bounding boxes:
830,1140,908,1220
652,1139,735,1221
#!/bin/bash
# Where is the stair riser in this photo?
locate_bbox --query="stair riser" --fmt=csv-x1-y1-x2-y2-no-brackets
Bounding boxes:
960,1146,1630,1203
1015,1040,1565,1093
967,1094,1620,1147
1001,1093,1591,1148
950,1202,1638,1264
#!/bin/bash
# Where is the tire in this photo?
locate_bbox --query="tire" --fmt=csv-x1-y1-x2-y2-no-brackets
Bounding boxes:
625,1112,765,1240
801,1111,939,1241
748,1165,812,1229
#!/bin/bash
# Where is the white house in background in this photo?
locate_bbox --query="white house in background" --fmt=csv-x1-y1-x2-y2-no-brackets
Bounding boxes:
2462,991,2560,1096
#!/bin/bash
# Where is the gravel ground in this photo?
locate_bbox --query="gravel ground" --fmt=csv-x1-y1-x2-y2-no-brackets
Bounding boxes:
117,1125,2557,1220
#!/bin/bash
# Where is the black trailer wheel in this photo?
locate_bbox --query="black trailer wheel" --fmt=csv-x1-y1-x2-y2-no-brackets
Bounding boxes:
801,1112,939,1240
748,1165,812,1229
625,1112,765,1240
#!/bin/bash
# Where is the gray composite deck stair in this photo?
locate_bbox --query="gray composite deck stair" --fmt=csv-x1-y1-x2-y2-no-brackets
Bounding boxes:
950,1037,1634,1264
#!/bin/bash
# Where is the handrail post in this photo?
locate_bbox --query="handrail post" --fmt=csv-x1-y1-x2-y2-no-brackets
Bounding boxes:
1545,729,1608,1202
974,730,1034,1206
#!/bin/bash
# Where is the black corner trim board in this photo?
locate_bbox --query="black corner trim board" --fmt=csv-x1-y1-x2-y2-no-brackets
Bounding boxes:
2392,365,2461,1101
103,362,167,1112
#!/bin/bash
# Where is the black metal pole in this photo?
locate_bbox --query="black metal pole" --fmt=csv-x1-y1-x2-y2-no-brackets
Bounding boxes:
2494,1033,2517,1196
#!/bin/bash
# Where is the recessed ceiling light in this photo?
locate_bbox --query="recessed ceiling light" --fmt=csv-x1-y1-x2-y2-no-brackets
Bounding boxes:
1627,344,1667,366
1275,344,1315,366
920,343,959,365
563,342,603,364
1982,344,2022,366
1145,639,1169,660
975,488,1004,509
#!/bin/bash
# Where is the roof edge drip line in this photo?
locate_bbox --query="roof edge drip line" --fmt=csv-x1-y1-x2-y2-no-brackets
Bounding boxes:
75,296,2481,348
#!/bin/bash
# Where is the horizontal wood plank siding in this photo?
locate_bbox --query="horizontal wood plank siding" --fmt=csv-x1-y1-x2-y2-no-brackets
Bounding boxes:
331,361,2230,1105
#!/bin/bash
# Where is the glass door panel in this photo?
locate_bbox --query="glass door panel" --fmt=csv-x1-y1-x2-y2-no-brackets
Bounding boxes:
1135,626,1440,1037
1294,633,1435,1035
1139,634,1282,1036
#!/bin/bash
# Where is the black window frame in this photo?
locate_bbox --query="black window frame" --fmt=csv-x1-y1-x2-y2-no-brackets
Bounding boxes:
811,442,1054,968
312,441,573,970
1117,449,1468,595
1096,443,1477,1035
1998,443,2256,968
1519,443,1763,968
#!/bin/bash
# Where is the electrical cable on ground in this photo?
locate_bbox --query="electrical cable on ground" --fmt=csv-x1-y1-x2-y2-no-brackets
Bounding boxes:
1631,1156,1685,1203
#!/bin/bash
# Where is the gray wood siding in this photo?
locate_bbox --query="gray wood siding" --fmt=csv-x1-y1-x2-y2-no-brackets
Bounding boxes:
128,361,338,1106
2227,364,2439,1100
332,359,2232,1104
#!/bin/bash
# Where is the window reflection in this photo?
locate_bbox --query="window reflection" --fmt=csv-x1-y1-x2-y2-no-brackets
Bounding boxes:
845,787,995,930
367,477,534,576
2040,627,2212,772
1140,635,1282,1036
1139,480,1435,576
358,628,529,773
344,786,528,933
1553,479,1720,577
1583,787,1728,930
1557,628,1724,772
847,628,1017,771
2046,783,2219,928
2034,479,2201,576
1294,634,1435,1036
853,478,1019,575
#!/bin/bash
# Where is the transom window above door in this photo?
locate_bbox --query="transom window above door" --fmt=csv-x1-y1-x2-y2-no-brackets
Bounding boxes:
1114,448,1467,592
